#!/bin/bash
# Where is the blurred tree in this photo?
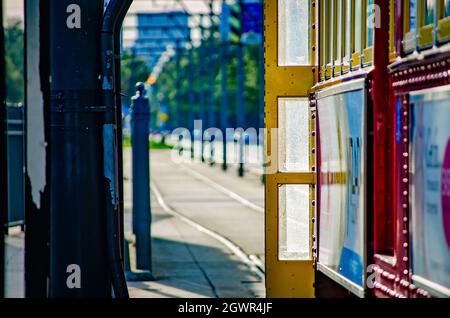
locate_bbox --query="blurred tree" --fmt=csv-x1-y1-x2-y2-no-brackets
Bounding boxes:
121,51,150,107
155,36,262,130
4,23,24,104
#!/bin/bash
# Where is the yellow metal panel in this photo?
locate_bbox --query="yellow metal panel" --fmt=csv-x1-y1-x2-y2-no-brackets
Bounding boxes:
264,0,316,298
418,24,434,47
351,52,361,69
437,0,450,43
363,47,373,65
389,0,396,59
438,17,450,42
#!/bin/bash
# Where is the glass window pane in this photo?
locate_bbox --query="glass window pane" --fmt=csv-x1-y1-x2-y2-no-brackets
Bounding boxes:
278,0,310,66
366,0,374,47
424,0,435,25
354,0,362,52
317,88,366,287
410,0,418,32
322,0,330,66
278,98,310,172
329,0,335,64
336,0,343,61
410,91,450,292
279,185,311,261
345,0,352,58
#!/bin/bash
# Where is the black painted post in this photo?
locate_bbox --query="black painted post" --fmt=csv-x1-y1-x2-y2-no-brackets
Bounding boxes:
188,45,195,160
49,0,110,297
0,0,6,298
208,5,216,166
198,16,206,163
131,83,151,271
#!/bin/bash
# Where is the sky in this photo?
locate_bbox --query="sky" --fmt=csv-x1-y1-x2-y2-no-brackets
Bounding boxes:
3,0,24,25
3,0,221,42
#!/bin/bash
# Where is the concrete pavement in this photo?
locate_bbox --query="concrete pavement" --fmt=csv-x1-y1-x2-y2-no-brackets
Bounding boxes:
3,147,265,298
124,148,265,298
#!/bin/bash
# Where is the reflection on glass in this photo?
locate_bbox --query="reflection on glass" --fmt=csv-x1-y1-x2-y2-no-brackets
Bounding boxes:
345,0,352,59
410,0,417,31
446,0,450,17
278,98,310,172
424,0,435,25
279,185,311,261
317,88,366,287
354,0,362,53
278,0,310,66
329,0,335,64
366,0,374,47
410,91,450,291
336,0,343,62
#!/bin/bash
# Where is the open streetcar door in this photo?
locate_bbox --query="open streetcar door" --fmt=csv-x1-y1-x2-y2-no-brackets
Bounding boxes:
264,0,317,297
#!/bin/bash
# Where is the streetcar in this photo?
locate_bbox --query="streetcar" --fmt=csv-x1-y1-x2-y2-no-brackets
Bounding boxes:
312,0,450,298
264,0,450,298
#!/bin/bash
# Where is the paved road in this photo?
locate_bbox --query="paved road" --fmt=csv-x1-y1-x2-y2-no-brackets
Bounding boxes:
3,147,265,298
146,149,265,264
123,148,265,298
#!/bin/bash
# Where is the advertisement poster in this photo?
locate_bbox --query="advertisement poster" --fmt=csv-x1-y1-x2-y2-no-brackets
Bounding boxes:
410,89,450,291
318,85,366,287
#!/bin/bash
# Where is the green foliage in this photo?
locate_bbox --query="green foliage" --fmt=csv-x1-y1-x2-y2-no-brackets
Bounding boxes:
155,33,263,129
122,133,173,150
4,23,24,103
121,51,150,106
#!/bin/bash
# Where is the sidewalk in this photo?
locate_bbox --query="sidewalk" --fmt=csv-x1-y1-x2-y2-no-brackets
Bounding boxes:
3,147,265,298
124,149,265,298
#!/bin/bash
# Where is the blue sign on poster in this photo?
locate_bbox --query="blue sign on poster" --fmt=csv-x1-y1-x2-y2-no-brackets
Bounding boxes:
317,81,366,291
242,2,262,35
242,1,262,44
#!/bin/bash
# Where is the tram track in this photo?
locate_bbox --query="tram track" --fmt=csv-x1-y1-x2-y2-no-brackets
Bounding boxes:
150,179,265,281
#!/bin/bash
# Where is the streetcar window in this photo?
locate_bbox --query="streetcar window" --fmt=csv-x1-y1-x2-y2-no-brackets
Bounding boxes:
335,0,343,69
278,185,311,261
424,0,435,25
438,0,450,43
343,0,352,65
278,0,310,66
324,0,331,77
278,98,310,172
410,0,418,31
320,0,326,79
330,0,336,67
403,0,417,53
317,84,367,290
366,0,374,48
409,90,450,296
418,0,434,48
354,0,363,54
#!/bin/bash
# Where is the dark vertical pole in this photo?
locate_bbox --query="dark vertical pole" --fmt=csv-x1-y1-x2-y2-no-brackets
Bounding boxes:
220,36,228,171
198,17,206,162
114,15,125,268
208,5,216,166
24,0,51,297
175,40,181,131
236,0,245,177
131,84,151,271
0,0,6,298
237,40,245,177
188,45,195,159
49,0,109,297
